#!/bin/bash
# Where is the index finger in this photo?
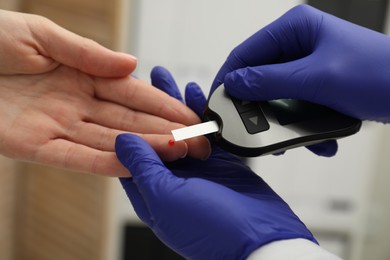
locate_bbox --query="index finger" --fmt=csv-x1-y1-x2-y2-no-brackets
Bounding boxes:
94,76,202,126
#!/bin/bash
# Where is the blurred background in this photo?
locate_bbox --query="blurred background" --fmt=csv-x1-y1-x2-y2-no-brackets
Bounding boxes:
0,0,390,259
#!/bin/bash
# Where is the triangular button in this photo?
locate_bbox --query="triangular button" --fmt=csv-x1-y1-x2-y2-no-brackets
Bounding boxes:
249,116,259,126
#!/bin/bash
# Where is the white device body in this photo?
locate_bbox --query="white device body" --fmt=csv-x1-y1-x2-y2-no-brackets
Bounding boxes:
205,86,362,156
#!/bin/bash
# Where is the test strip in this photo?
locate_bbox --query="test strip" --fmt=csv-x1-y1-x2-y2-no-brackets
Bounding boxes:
172,120,219,141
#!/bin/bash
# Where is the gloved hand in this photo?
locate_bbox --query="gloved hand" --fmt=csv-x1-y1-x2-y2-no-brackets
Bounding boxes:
116,66,317,259
212,4,390,123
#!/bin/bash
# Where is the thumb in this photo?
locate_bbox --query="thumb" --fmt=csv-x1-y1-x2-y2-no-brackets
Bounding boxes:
224,57,318,102
115,134,175,191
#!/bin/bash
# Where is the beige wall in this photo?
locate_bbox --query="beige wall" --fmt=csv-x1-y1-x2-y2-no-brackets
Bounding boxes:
0,0,123,259
13,164,110,260
0,157,17,260
21,0,121,49
0,0,20,10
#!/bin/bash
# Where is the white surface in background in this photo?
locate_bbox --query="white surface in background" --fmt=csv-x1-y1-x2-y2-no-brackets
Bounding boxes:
126,0,303,93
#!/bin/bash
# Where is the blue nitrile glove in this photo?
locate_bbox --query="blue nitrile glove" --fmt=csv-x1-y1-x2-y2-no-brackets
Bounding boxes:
115,66,317,260
212,4,390,124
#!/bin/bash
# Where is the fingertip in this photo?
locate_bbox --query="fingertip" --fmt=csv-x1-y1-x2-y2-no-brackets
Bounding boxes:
119,177,134,188
81,50,138,78
185,82,207,118
125,53,138,61
306,140,338,157
141,135,189,162
150,65,168,77
185,82,204,100
223,68,262,100
147,134,210,161
115,133,135,150
272,151,286,156
150,66,184,102
185,136,212,160
114,52,138,76
224,70,244,96
161,139,188,161
165,138,189,159
115,133,145,166
224,70,237,86
126,53,138,69
185,81,201,90
180,141,189,158
115,133,129,154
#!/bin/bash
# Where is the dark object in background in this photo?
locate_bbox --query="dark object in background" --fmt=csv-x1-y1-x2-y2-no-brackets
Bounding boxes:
308,0,388,32
122,225,184,260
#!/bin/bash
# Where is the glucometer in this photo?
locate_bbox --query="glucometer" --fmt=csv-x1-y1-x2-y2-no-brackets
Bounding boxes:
172,85,362,157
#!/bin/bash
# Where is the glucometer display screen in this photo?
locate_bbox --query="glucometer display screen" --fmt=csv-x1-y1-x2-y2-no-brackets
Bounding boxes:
268,99,336,125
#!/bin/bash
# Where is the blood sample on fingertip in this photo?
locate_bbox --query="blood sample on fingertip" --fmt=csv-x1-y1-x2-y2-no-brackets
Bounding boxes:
168,139,175,146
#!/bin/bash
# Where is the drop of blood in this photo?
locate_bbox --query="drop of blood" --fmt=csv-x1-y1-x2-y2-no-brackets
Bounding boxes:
168,139,175,146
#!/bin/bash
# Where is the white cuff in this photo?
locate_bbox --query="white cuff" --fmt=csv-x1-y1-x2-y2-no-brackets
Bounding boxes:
247,239,343,260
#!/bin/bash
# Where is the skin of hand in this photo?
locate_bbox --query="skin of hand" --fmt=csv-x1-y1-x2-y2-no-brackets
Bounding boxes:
0,9,136,76
0,10,211,176
212,4,390,123
116,67,317,259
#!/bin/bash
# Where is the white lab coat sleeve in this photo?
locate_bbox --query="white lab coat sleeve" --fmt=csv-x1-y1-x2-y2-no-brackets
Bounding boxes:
246,238,343,260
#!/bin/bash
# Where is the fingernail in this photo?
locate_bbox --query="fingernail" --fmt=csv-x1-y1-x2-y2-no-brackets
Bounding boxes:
201,140,212,160
124,53,137,60
180,142,188,158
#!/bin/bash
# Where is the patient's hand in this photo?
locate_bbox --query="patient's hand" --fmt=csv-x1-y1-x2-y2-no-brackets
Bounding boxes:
0,10,211,176
0,9,136,76
0,66,210,176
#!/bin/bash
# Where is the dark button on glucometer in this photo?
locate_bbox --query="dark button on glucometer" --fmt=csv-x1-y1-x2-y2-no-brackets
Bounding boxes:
231,98,258,113
240,110,270,134
231,97,269,134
